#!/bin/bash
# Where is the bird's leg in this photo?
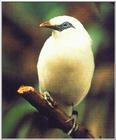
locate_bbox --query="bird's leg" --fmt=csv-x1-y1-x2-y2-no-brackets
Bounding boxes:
66,106,79,135
42,91,55,108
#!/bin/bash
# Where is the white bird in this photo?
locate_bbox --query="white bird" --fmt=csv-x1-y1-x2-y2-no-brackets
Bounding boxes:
37,15,94,117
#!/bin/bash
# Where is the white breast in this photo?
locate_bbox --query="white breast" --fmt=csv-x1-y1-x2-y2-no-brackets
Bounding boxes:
37,33,94,106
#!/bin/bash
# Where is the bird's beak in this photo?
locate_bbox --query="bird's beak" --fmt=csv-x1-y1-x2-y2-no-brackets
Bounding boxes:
40,21,59,31
40,21,61,31
40,21,52,28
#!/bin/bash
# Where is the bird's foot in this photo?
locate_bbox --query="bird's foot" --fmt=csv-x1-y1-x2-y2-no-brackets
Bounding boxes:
43,91,56,108
66,110,79,135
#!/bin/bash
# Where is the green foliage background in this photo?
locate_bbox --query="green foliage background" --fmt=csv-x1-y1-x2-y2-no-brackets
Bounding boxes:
2,2,114,138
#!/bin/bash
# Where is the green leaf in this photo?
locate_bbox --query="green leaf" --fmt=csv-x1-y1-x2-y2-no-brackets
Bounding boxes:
2,100,36,137
17,121,31,138
88,24,105,54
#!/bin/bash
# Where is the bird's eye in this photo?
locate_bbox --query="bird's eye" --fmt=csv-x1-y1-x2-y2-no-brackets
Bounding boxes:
63,22,69,27
58,22,75,31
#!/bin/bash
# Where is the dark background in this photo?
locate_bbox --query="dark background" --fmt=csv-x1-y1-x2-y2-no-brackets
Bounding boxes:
2,2,114,138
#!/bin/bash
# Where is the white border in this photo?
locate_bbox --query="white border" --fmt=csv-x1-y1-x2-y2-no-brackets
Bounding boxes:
0,1,2,139
114,2,116,139
0,0,111,1
0,1,115,140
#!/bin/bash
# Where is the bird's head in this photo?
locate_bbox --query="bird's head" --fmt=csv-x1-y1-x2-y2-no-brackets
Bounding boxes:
40,15,85,31
40,15,91,44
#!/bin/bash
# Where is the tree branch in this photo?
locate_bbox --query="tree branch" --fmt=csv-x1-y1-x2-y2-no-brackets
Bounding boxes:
17,85,94,138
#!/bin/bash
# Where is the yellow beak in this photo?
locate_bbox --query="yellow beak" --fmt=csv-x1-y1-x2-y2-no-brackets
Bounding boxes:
40,21,51,28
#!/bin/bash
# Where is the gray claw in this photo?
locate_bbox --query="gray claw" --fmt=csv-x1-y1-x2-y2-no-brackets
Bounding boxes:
43,91,54,108
66,111,79,135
